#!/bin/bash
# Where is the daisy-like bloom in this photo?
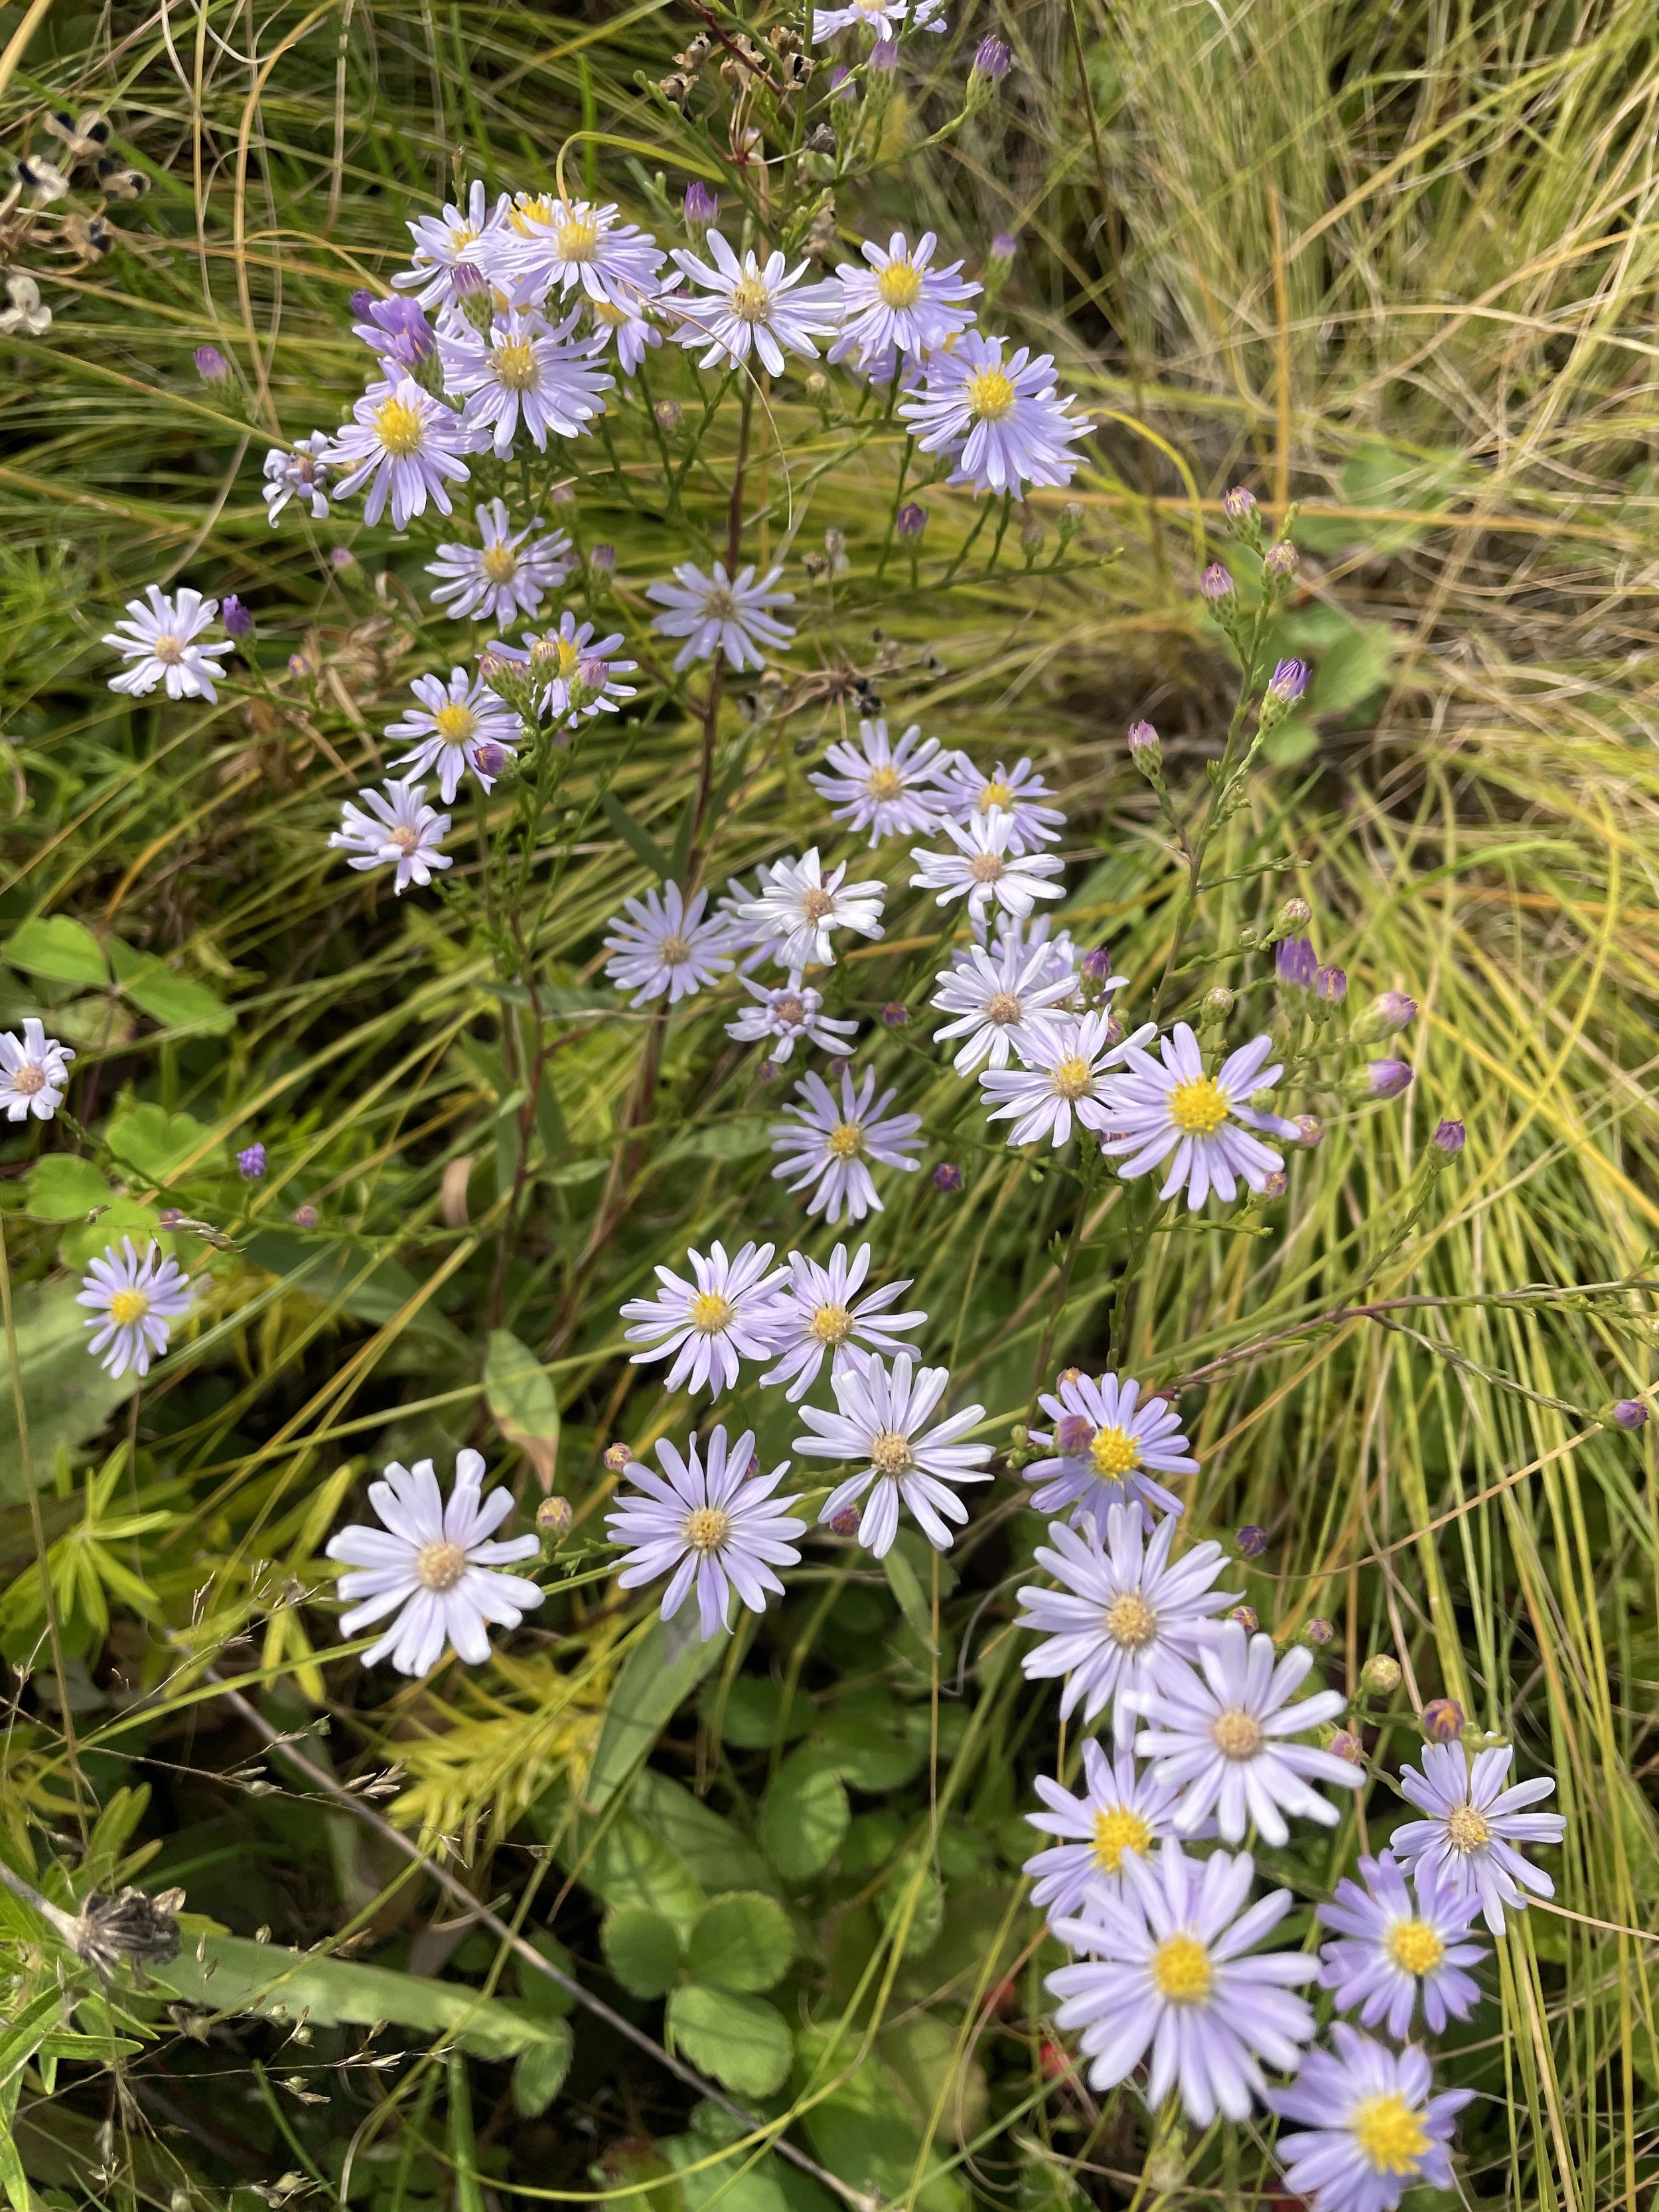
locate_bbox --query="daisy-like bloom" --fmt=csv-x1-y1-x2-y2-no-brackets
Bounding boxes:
1268,2026,1473,2212
812,0,926,37
1025,1370,1198,1529
770,1066,922,1226
829,230,979,368
760,1242,926,1403
1019,1504,1236,1737
426,498,572,623
1047,1839,1319,2124
935,751,1066,855
808,719,948,847
742,850,885,970
329,778,451,894
78,1238,193,1379
439,308,612,457
726,974,857,1063
607,1426,805,1642
1317,1850,1486,2039
0,1019,75,1121
262,431,333,524
526,610,638,726
900,330,1090,496
620,1239,784,1398
980,1009,1152,1150
910,807,1066,924
499,193,664,310
328,374,470,530
384,666,520,802
1390,1740,1566,1933
392,179,510,306
646,559,796,673
1097,1025,1301,1211
794,1349,990,1556
104,585,234,703
931,934,1079,1077
587,281,666,374
1131,1619,1363,1848
1023,1739,1194,1920
325,1449,542,1674
668,232,841,378
603,881,735,1006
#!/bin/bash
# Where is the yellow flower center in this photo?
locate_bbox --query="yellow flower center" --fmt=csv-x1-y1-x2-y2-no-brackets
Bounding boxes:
413,1539,468,1592
450,222,479,249
13,1064,44,1095
828,1122,863,1159
389,826,421,855
1211,1708,1264,1760
592,297,628,327
432,702,476,742
970,851,1004,883
865,765,903,800
1050,1053,1092,1100
1446,1803,1491,1852
492,337,540,390
810,1301,852,1345
153,633,184,664
877,259,924,309
730,275,774,323
685,1505,730,1553
555,636,582,677
1352,2093,1431,2176
965,367,1017,421
870,1428,912,1475
1090,1805,1153,1874
659,934,693,966
1386,1918,1445,1977
374,393,426,455
977,778,1015,812
509,194,555,236
688,1290,735,1333
1104,1591,1157,1651
108,1288,150,1328
556,214,601,261
1090,1425,1142,1478
986,992,1021,1025
775,995,807,1027
481,544,519,582
800,887,835,920
1149,1933,1212,2004
1168,1075,1230,1135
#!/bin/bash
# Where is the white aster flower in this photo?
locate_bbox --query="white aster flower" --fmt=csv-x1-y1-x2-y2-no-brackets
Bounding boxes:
1097,1025,1300,1211
742,849,885,970
328,374,470,530
261,431,332,524
392,180,511,306
670,230,841,376
325,1448,542,1674
931,934,1079,1076
603,880,735,1006
726,974,857,1063
936,751,1066,853
499,194,664,309
646,559,796,673
812,0,932,37
385,666,521,802
104,585,233,703
900,329,1090,496
440,308,611,456
980,1008,1151,1149
1025,1369,1196,1528
426,498,573,623
607,1426,805,1641
0,1019,74,1120
1390,1740,1567,1934
1023,1739,1196,1919
829,230,979,367
795,1349,991,1555
620,1239,784,1398
760,1241,926,1402
329,778,451,894
808,719,948,846
910,806,1065,924
770,1065,922,1225
78,1237,193,1379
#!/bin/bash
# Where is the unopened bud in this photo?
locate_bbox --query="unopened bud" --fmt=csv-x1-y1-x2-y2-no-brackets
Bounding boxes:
881,1000,908,1027
194,343,230,382
1020,509,1045,554
602,1442,631,1475
1294,1112,1324,1146
1200,561,1235,603
868,36,897,72
1059,501,1084,540
1277,897,1313,932
452,263,494,332
1222,484,1258,528
683,179,719,228
1362,1059,1413,1100
1611,1398,1649,1431
1080,946,1114,988
1354,989,1417,1042
1304,1616,1334,1646
1263,540,1299,581
1275,936,1317,990
805,370,831,407
1259,1169,1288,1200
1201,985,1236,1021
222,593,253,639
654,398,683,432
589,542,616,575
1422,1697,1465,1743
1327,1728,1363,1763
1265,656,1309,705
972,34,1012,80
1431,1117,1465,1156
896,501,926,540
1126,718,1161,773
290,1203,319,1229
1230,1605,1259,1633
1362,1653,1402,1694
1235,1524,1267,1558
1054,1414,1094,1456
1315,964,1347,1005
537,1497,573,1538
1143,2151,1185,2193
932,1161,962,1192
829,1506,861,1536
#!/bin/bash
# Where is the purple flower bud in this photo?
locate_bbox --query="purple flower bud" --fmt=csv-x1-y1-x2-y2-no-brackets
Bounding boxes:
829,62,856,98
1613,1398,1648,1431
1267,656,1309,703
473,741,510,778
287,652,312,679
932,1162,963,1193
758,1058,782,1082
1327,1729,1363,1765
158,1208,186,1229
1222,486,1258,524
290,1202,319,1229
1277,897,1313,930
896,501,927,540
603,1441,632,1475
829,1505,862,1536
1295,1114,1324,1147
536,1495,574,1537
237,1143,266,1180
451,261,486,297
1102,1015,1125,1047
1260,1169,1288,1200
1422,1698,1465,1743
1304,1616,1334,1646
1315,964,1346,1005
1275,936,1317,989
989,231,1017,264
1126,718,1161,770
1432,1118,1465,1155
194,343,229,382
876,1001,908,1029
1355,989,1417,1041
1229,1605,1259,1633
589,542,616,575
683,180,719,227
347,288,376,321
1263,541,1299,579
1235,1524,1268,1558
654,398,683,432
353,293,435,366
221,593,253,639
1080,946,1114,985
328,546,354,570
1366,1059,1413,1099
1054,1414,1094,1457
973,35,1011,78
869,37,898,70
575,654,609,692
1200,561,1235,603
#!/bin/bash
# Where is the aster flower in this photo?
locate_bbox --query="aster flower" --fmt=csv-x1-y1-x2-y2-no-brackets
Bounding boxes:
261,431,333,524
0,1019,74,1120
78,1238,193,1379
1317,1850,1486,2039
770,1065,922,1226
104,585,234,702
935,752,1066,854
1046,1839,1318,2124
979,1009,1150,1149
352,293,437,371
603,881,735,1006
1023,1739,1194,1919
587,281,666,374
670,230,841,376
910,807,1065,924
385,666,520,802
1019,1504,1237,1737
325,1449,542,1674
716,869,788,975
607,1426,805,1641
808,719,948,846
1131,1619,1363,1847
794,1350,990,1556
1268,2026,1473,2212
981,909,1077,986
646,559,796,673
392,179,510,306
620,1239,784,1398
812,0,932,37
742,850,885,970
426,499,573,623
1390,1741,1566,1933
329,778,451,894
829,230,979,367
1097,1025,1300,1211
899,330,1089,496
760,1242,926,1403
1025,1370,1198,1529
439,308,612,456
529,610,638,726
328,374,470,530
931,934,1079,1076
499,194,664,310
726,974,857,1062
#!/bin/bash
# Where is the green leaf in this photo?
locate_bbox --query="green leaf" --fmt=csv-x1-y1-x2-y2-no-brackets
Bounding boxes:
663,1116,774,1162
57,1198,161,1272
511,2018,573,2115
109,940,235,1035
603,1904,684,1998
243,1229,470,1359
701,1675,810,1749
881,1545,935,1651
667,1986,792,2098
5,916,108,988
106,1103,218,1187
1305,622,1392,719
23,1154,110,1222
686,1892,794,1993
760,1749,848,1882
817,1706,924,1793
630,1769,780,1899
484,1328,561,1484
585,1616,727,1812
569,1806,706,1927
601,790,671,879
0,1278,138,1501
1262,716,1318,767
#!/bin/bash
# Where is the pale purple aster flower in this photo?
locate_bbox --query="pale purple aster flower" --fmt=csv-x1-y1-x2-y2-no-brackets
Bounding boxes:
505,611,638,726
439,309,612,456
325,1449,542,1674
812,0,939,37
1017,1503,1237,1737
1097,1024,1300,1210
1317,1850,1486,2039
741,849,885,969
385,666,520,802
587,279,667,374
426,498,573,623
669,230,841,376
620,1239,784,1398
237,1143,266,1180
1268,2026,1473,2212
647,559,796,673
329,778,451,894
980,907,1078,985
716,869,788,975
603,881,735,1006
934,751,1066,853
980,1009,1152,1149
760,1241,926,1402
1390,1740,1565,1933
931,934,1080,1076
607,1427,805,1641
726,973,857,1062
262,431,333,524
0,1019,74,1120
1047,1839,1318,2123
392,180,511,306
1131,1619,1362,1846
194,342,230,382
808,718,948,846
352,293,437,369
104,585,233,702
499,194,664,310
794,1349,990,1556
1023,1739,1194,1919
1025,1370,1198,1530
829,230,979,368
911,807,1065,924
899,330,1090,496
770,1065,922,1225
328,374,470,529
78,1238,193,1379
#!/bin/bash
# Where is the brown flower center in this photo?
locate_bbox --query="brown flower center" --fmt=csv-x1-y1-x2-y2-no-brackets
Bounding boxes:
800,887,835,921
970,851,1004,883
1211,1708,1264,1760
985,991,1021,1025
12,1063,44,1095
660,934,693,966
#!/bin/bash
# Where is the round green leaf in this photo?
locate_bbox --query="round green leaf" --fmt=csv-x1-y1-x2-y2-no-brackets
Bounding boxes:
687,1891,795,1993
601,1904,683,1999
24,1154,110,1222
760,1749,848,1882
667,1984,792,2098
